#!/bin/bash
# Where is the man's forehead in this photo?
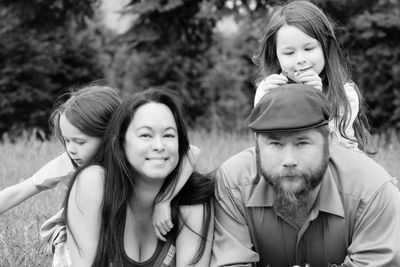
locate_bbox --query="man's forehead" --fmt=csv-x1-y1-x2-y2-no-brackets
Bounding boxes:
257,129,320,140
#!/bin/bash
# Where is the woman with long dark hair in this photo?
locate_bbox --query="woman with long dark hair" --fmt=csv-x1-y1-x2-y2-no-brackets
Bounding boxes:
63,88,214,267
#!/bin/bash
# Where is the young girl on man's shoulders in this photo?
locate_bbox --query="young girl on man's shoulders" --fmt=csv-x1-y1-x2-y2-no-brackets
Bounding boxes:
253,0,373,154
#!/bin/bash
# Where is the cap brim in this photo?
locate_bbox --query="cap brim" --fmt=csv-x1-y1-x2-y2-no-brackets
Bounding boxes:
249,120,329,133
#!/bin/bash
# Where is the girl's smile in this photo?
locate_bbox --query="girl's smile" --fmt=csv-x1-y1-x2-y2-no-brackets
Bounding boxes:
276,25,325,81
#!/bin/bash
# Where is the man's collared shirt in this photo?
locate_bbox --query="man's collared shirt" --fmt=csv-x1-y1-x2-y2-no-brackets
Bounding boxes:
212,145,400,267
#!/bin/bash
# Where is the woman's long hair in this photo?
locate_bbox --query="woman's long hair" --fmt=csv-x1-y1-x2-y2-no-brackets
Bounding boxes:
253,0,373,153
63,88,213,266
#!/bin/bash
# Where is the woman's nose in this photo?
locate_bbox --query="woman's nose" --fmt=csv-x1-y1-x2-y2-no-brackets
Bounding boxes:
152,136,165,151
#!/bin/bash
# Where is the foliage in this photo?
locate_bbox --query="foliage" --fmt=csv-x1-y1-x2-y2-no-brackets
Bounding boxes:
0,1,103,139
343,0,400,132
107,0,216,128
1,0,400,136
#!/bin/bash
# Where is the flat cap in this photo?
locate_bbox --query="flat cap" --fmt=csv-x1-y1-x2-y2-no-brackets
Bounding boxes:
249,84,331,132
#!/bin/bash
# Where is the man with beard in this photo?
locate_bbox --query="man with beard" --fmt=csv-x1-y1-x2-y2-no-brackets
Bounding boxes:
211,84,400,267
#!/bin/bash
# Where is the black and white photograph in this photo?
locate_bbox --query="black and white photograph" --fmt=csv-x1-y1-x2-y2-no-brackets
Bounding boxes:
1,0,399,266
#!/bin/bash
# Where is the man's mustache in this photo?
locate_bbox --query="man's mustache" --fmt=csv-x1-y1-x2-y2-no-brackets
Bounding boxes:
273,170,306,178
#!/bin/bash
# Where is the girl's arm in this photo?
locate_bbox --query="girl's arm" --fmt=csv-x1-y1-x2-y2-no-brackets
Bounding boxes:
153,145,200,241
176,204,213,267
0,152,74,214
0,178,41,214
67,165,104,267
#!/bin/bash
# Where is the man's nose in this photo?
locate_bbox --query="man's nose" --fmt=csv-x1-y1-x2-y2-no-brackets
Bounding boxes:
282,146,298,168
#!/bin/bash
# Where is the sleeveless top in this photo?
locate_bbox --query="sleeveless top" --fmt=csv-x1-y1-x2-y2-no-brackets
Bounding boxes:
121,237,176,267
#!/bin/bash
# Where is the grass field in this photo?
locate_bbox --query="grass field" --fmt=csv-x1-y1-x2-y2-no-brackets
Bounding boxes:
0,131,399,266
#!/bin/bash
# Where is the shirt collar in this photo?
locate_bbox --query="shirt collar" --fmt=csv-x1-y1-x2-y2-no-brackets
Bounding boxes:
245,165,345,218
317,166,345,217
246,176,274,207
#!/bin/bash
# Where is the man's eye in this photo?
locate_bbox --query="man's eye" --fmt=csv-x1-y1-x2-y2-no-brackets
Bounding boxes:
297,142,309,146
270,142,282,146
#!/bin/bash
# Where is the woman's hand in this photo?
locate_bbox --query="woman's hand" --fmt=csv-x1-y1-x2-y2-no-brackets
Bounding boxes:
254,74,288,106
153,201,174,242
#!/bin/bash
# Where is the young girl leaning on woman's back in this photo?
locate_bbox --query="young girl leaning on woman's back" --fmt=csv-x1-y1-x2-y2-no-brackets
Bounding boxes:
0,85,199,262
253,0,373,153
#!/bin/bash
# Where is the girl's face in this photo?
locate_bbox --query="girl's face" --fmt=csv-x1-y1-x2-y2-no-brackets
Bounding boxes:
59,113,102,167
276,25,325,82
124,102,179,183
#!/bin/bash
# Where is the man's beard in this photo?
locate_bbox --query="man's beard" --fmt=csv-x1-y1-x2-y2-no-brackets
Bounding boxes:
256,142,329,222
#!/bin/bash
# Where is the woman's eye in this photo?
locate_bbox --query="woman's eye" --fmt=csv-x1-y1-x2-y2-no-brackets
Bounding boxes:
305,47,315,51
164,134,175,138
139,134,151,138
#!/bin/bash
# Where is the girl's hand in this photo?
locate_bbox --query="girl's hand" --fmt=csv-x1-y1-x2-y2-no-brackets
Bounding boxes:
153,201,173,242
254,74,288,106
297,69,322,91
152,145,199,241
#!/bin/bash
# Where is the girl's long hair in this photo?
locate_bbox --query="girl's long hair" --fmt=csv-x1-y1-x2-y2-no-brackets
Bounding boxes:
253,0,373,153
63,88,214,266
50,85,121,144
49,84,121,167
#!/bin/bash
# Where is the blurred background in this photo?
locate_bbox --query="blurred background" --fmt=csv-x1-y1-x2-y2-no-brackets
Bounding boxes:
1,0,400,139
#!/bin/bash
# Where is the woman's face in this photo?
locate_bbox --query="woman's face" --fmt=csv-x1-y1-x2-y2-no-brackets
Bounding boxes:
276,25,325,82
124,102,179,182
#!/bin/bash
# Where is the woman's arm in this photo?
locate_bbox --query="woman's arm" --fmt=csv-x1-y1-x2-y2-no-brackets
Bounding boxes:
153,145,200,240
66,165,104,267
176,204,213,267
